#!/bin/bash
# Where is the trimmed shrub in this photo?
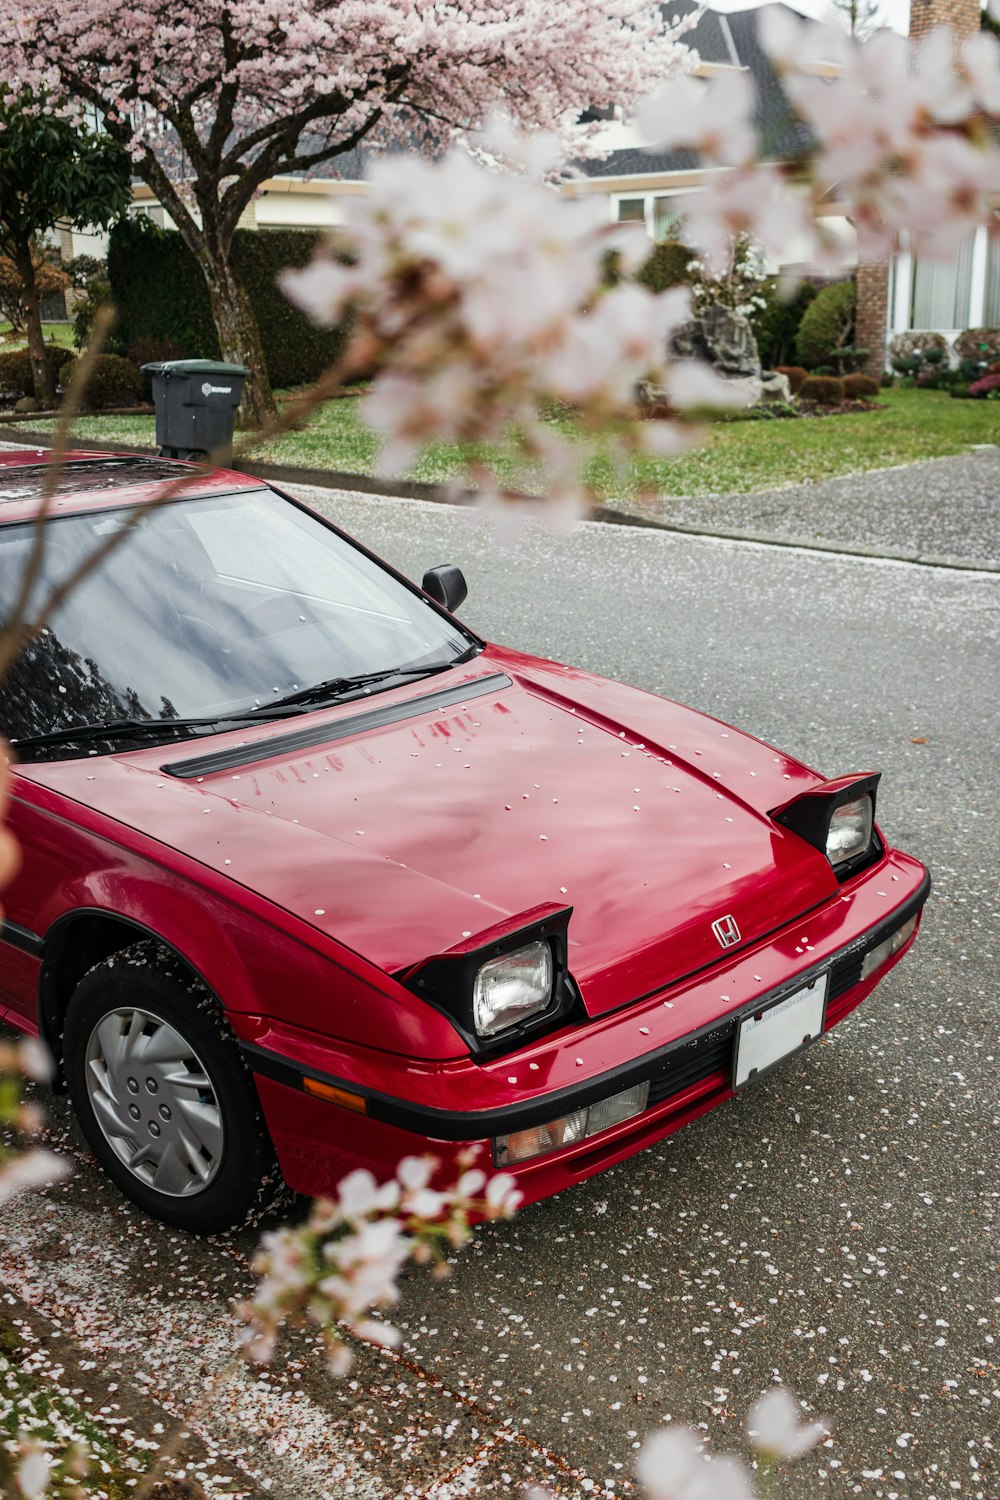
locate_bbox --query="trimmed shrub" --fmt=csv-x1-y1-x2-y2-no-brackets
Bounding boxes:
968,371,1000,398
774,364,808,393
753,280,817,368
888,330,948,363
799,375,845,404
0,345,74,399
842,373,880,400
915,366,966,390
61,353,143,408
635,240,695,295
830,344,869,374
958,354,989,380
953,327,1000,363
795,280,855,369
107,216,352,388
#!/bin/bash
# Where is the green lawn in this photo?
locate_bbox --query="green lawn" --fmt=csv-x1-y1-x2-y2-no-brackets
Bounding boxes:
0,321,76,349
24,387,1000,499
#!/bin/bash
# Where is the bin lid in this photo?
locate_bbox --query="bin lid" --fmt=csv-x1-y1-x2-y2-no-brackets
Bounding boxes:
141,359,250,377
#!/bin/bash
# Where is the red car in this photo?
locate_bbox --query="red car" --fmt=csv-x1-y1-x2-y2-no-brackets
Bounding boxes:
0,451,929,1232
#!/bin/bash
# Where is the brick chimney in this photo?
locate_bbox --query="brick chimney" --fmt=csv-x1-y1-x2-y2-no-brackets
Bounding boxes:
855,0,982,374
909,0,980,41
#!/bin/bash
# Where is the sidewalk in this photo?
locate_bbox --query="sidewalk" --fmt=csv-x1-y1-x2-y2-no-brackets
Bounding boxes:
604,448,1000,571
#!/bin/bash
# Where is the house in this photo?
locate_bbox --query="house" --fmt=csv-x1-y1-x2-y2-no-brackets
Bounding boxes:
561,0,855,277
856,0,995,371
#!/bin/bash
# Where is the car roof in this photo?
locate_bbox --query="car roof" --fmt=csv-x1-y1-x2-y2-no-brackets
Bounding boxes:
0,450,265,526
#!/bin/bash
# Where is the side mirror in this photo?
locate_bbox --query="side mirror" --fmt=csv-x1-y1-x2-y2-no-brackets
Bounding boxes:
422,564,468,614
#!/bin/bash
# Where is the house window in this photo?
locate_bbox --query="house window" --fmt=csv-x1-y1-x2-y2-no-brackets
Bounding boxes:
982,232,1000,325
910,235,975,328
616,198,647,224
652,197,683,243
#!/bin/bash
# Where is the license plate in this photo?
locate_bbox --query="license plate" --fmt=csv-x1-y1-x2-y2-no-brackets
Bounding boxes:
733,973,829,1089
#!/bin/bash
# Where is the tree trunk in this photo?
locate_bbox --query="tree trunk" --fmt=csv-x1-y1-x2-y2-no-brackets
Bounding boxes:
13,238,53,408
198,248,277,429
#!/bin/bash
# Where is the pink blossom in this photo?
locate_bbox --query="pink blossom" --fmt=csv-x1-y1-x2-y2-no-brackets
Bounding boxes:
636,1428,754,1500
336,1167,382,1220
664,361,752,411
17,1036,55,1083
0,1148,71,1204
485,1172,522,1215
14,1442,50,1500
747,1386,829,1459
960,30,1000,113
636,71,758,166
395,1154,436,1192
677,167,814,277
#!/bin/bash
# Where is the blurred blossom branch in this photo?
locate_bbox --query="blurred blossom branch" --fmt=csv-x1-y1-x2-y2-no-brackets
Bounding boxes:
528,1384,829,1500
237,1152,521,1374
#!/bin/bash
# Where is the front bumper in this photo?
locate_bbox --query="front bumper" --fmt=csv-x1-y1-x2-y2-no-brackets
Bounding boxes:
240,849,929,1204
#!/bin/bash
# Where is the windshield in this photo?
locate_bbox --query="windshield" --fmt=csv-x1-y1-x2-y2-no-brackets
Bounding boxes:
0,487,473,751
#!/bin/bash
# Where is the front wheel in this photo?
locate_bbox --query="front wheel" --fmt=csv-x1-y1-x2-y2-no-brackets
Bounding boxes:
63,941,278,1233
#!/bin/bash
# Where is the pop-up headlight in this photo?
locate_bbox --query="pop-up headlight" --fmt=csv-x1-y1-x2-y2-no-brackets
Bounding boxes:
772,772,881,879
473,940,553,1037
399,903,577,1054
826,795,874,869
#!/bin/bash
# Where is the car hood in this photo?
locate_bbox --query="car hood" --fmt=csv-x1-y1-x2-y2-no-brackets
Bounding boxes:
25,648,840,1017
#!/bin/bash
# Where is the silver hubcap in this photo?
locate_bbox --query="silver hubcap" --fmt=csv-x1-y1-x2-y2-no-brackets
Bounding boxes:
84,1007,224,1198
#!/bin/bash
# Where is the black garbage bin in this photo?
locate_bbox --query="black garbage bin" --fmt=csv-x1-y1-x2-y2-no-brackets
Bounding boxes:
142,358,249,460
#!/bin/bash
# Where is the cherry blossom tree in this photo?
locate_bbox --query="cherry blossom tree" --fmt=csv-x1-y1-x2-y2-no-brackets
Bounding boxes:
0,0,694,426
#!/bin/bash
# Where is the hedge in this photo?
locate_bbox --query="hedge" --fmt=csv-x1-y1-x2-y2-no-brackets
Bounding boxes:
795,280,855,369
107,217,351,389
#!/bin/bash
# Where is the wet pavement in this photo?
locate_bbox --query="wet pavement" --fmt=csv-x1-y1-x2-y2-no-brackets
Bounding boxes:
2,483,999,1497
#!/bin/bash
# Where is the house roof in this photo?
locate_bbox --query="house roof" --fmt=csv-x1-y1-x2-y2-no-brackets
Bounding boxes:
574,0,812,179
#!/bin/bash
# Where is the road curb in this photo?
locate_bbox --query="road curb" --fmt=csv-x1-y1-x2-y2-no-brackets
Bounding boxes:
5,430,998,573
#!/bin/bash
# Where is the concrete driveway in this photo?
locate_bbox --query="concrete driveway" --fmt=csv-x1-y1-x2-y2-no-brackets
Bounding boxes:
2,482,998,1498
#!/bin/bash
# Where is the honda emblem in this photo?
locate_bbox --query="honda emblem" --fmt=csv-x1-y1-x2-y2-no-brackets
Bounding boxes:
712,914,741,949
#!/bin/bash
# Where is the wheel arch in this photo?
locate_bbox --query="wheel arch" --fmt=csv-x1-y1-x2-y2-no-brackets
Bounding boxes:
39,909,222,1074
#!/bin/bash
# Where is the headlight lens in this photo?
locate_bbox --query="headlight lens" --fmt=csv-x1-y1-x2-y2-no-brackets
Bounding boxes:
861,914,918,980
473,940,553,1037
826,795,874,868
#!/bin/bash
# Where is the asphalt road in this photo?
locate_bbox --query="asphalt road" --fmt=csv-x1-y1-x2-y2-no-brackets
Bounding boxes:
3,489,999,1499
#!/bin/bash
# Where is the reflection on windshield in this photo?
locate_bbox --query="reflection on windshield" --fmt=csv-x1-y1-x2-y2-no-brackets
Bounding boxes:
0,487,471,753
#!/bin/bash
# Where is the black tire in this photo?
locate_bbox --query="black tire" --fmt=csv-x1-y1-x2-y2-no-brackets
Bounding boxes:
63,940,278,1233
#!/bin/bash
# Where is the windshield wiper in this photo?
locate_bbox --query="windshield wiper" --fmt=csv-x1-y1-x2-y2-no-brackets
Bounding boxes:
11,712,269,752
253,645,481,715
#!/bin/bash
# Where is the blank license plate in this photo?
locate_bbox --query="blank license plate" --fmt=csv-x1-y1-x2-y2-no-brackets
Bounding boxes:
733,973,829,1089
